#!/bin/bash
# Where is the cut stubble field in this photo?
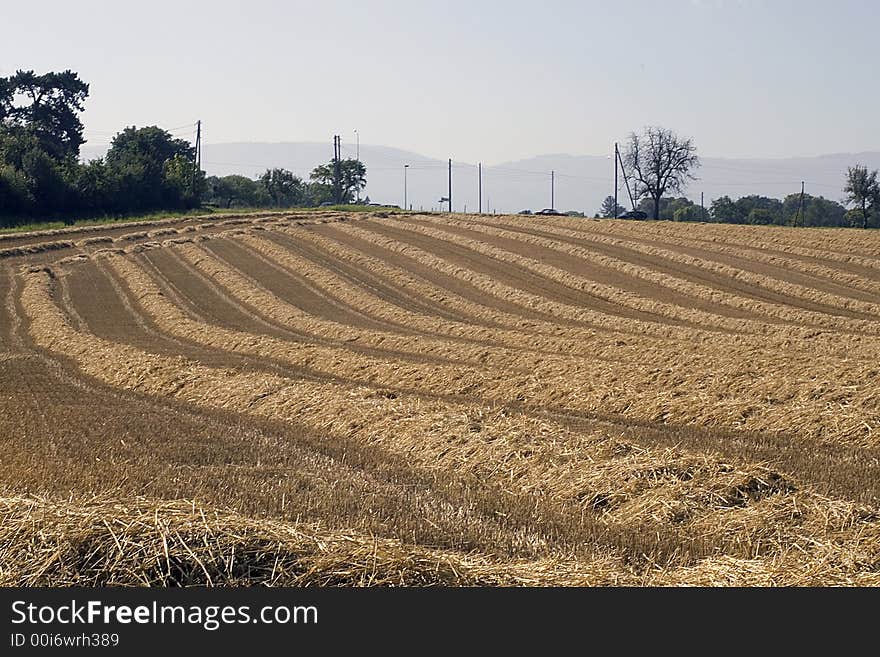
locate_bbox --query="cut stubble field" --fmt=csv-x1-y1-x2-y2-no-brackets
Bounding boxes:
1,211,879,586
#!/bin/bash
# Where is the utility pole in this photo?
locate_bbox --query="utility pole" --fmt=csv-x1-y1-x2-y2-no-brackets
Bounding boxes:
191,120,201,188
333,135,342,204
794,181,805,227
616,146,636,210
551,170,555,210
478,162,482,214
613,142,618,218
701,192,705,221
448,158,452,214
404,164,409,211
196,120,201,172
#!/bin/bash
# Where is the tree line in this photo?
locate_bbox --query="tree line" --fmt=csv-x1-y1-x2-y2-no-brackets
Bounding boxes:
598,191,868,228
2,71,877,229
203,159,366,210
597,126,880,228
0,70,366,227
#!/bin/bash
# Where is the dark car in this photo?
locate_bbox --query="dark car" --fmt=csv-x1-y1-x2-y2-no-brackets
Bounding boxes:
517,209,533,215
620,210,648,219
535,208,563,216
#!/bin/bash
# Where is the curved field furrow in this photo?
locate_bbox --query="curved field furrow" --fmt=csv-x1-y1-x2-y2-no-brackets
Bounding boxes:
341,221,744,341
586,215,880,257
237,232,654,369
55,228,880,452
245,227,876,381
5,211,880,587
317,222,612,331
393,217,880,336
166,240,592,374
424,219,767,322
339,220,880,359
295,223,863,361
573,222,880,301
56,243,880,505
300,223,679,351
101,250,730,415
79,246,880,446
360,220,703,329
4,309,616,564
553,216,880,273
205,237,413,336
19,265,880,583
476,215,880,316
265,229,486,327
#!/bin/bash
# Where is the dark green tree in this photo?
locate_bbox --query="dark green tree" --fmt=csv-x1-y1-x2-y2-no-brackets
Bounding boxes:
0,164,32,223
710,196,746,224
0,129,72,218
634,196,695,220
598,195,626,218
205,175,265,208
71,159,115,214
105,126,196,211
0,70,89,161
163,154,205,209
844,165,880,229
310,158,366,204
746,208,776,225
258,168,306,207
673,205,707,222
781,193,846,227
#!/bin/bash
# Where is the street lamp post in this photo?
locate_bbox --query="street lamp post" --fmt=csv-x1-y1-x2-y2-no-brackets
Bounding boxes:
404,164,409,211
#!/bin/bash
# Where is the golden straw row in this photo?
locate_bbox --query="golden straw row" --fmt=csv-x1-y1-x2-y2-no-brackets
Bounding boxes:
452,214,880,314
237,232,682,368
338,221,751,341
288,224,867,361
268,223,878,370
98,246,880,446
165,239,615,374
540,214,880,268
338,221,875,356
395,217,880,335
285,224,692,352
517,213,880,297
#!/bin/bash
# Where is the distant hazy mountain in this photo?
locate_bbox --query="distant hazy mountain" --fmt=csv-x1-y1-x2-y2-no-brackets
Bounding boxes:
80,141,880,215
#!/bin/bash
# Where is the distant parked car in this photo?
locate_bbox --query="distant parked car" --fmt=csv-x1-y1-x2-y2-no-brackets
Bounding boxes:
319,201,335,207
536,208,563,216
517,209,533,215
620,210,648,219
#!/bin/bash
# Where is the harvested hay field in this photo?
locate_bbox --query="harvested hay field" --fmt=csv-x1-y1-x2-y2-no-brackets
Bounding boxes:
2,210,880,587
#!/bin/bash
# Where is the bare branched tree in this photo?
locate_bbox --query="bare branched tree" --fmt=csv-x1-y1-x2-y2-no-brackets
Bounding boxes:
623,126,700,220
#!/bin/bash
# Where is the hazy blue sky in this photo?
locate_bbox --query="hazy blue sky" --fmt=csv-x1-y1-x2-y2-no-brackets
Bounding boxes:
4,0,878,163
